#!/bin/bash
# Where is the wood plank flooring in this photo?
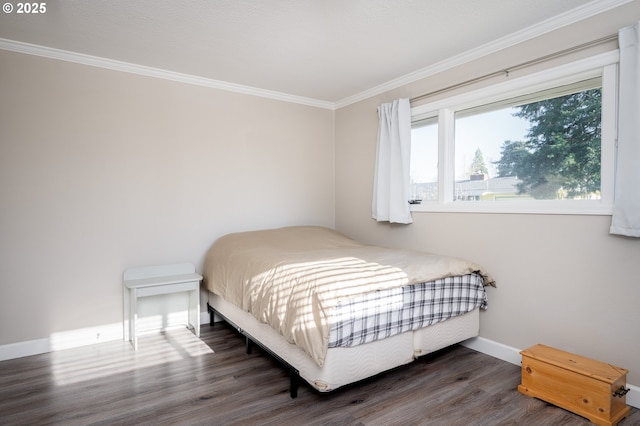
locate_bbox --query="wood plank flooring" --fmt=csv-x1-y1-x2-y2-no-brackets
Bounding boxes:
1,322,638,425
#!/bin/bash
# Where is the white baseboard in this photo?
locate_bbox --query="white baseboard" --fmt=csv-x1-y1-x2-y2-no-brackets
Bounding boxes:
0,337,51,362
0,322,125,361
461,336,523,366
628,384,640,410
0,314,213,362
460,336,640,409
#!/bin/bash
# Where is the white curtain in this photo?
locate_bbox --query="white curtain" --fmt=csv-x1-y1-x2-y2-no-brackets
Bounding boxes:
610,21,640,237
372,98,413,224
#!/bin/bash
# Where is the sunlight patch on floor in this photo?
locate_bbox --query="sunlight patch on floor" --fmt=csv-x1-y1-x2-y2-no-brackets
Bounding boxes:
51,327,213,386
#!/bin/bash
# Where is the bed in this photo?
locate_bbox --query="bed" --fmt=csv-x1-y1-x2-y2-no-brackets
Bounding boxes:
203,226,495,397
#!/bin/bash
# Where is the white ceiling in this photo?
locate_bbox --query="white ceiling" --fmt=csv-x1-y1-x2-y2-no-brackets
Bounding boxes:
0,0,627,107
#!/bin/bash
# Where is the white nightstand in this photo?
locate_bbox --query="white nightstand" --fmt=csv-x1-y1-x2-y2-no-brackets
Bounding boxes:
123,263,202,350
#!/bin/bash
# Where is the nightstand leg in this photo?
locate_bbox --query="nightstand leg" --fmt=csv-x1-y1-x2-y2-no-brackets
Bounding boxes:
123,286,130,342
130,289,138,350
189,288,200,337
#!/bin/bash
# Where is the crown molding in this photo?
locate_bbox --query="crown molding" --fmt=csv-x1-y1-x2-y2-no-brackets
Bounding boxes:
0,38,336,110
0,0,631,111
334,0,632,109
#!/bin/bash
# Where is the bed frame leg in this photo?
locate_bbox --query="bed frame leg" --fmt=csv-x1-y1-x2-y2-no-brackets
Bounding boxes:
290,371,299,398
207,302,215,326
246,337,252,354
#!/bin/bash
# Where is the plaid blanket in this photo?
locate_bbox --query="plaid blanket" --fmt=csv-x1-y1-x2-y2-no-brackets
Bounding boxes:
328,273,487,348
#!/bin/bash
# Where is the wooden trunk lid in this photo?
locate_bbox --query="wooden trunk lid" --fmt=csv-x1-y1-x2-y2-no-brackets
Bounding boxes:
521,344,628,384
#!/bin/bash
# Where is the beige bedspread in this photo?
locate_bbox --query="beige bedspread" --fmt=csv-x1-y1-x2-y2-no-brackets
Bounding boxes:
204,226,494,366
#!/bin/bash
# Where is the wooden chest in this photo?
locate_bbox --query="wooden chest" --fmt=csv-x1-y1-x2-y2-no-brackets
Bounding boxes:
518,344,630,426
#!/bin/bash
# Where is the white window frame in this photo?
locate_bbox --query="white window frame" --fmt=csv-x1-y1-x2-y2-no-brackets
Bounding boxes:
410,51,619,215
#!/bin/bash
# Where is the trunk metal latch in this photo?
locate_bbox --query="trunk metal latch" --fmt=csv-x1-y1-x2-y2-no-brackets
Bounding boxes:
613,387,630,398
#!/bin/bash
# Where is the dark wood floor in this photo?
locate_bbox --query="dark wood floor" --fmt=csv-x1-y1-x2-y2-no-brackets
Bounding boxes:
1,323,638,426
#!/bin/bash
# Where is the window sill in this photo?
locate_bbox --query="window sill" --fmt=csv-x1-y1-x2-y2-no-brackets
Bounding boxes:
409,200,613,215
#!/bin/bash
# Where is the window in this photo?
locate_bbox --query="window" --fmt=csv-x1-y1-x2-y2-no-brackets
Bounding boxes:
410,118,438,202
454,106,531,201
410,52,618,214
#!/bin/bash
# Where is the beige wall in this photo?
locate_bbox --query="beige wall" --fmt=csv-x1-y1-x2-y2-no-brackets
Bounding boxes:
0,50,335,345
335,3,640,384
